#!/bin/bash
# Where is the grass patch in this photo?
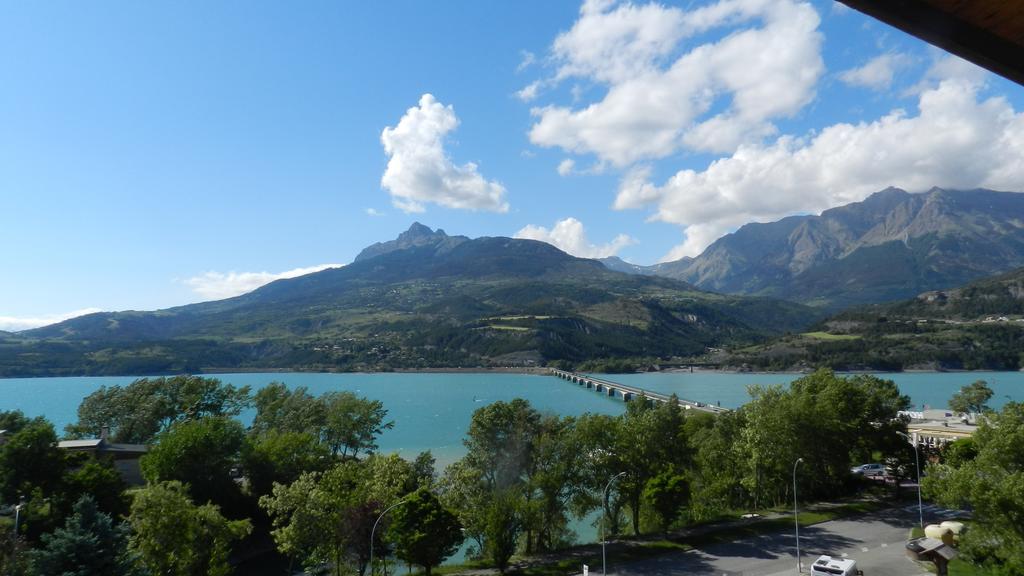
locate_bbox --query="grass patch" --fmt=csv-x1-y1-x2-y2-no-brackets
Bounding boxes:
802,331,861,341
949,558,996,576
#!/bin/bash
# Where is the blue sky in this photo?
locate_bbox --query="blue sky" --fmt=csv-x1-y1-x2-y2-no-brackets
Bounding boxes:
2,0,1023,330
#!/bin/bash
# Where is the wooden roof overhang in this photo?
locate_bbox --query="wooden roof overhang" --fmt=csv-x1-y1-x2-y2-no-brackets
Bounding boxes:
838,0,1024,87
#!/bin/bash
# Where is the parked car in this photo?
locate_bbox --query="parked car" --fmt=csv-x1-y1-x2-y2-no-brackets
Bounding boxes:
850,463,886,477
811,555,863,576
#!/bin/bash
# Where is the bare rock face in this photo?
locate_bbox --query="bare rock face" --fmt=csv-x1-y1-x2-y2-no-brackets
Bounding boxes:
608,187,1024,311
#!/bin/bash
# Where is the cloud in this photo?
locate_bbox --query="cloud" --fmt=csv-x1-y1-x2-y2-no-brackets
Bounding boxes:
515,217,635,258
365,208,384,217
616,60,1024,258
381,94,509,213
517,50,536,72
528,0,824,165
0,308,103,332
184,264,344,301
516,81,542,102
838,53,911,90
557,159,576,176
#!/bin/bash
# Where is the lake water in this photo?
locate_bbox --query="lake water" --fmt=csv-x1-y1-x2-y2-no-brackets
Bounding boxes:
2,369,1021,556
2,370,1022,467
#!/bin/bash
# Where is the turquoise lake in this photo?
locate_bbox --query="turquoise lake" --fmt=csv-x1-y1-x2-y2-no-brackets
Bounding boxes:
2,370,1022,468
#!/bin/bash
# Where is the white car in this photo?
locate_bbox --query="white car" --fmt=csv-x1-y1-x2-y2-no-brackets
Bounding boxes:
810,555,863,576
850,463,886,477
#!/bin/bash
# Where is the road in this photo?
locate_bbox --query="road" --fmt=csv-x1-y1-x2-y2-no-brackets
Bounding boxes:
607,503,962,576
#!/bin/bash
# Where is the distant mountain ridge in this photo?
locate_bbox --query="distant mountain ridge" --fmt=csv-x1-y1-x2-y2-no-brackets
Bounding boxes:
603,187,1024,310
3,224,818,376
724,266,1024,372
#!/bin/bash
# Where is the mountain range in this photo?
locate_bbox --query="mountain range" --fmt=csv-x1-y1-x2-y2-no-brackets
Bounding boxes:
1,224,816,376
602,187,1024,310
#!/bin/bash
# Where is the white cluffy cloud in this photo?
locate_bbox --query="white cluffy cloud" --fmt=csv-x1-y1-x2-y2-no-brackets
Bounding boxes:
184,264,344,300
0,308,103,332
381,94,509,213
616,57,1024,259
515,217,635,259
839,53,912,91
527,0,824,165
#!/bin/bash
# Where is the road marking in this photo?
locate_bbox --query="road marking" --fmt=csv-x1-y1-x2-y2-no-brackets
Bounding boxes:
840,552,848,558
881,543,888,548
861,547,869,552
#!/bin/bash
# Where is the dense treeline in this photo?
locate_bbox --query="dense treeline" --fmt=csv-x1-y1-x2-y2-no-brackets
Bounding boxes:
1,370,930,575
728,323,1024,371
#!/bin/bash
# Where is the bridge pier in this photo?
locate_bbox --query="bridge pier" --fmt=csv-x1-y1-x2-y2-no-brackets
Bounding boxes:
607,387,615,397
623,392,633,401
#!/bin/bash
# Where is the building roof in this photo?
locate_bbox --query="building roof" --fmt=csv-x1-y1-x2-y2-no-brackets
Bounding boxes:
839,0,1024,87
58,438,148,455
58,439,104,449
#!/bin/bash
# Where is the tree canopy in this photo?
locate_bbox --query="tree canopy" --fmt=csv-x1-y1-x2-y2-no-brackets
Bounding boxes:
66,375,251,444
925,402,1024,575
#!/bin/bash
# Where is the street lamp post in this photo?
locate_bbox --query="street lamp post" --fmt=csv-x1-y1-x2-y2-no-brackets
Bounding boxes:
602,472,627,576
370,497,411,576
13,501,24,538
898,431,924,529
793,458,804,574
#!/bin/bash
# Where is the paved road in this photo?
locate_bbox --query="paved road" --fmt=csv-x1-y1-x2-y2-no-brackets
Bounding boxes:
607,504,962,576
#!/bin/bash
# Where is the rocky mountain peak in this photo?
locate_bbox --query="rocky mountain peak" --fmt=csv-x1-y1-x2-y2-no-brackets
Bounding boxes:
354,223,466,263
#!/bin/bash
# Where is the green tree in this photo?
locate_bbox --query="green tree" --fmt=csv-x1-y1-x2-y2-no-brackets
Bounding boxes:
141,416,246,511
129,481,251,576
526,414,585,552
438,460,489,557
924,402,1024,575
615,396,688,535
321,391,394,459
250,383,325,437
484,490,521,574
30,495,140,576
66,375,251,444
643,470,690,533
242,429,330,498
690,410,746,520
464,399,540,491
388,487,464,576
941,437,978,468
0,410,34,435
260,458,416,576
0,420,65,503
949,379,994,421
572,413,626,537
60,455,129,519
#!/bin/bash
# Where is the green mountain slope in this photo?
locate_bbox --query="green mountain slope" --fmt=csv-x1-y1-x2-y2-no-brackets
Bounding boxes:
722,267,1024,371
1,225,819,376
607,187,1024,311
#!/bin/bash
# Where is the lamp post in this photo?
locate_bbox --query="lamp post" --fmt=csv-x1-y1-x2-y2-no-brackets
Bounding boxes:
13,500,24,538
793,458,804,574
602,472,627,576
898,431,924,529
370,496,411,576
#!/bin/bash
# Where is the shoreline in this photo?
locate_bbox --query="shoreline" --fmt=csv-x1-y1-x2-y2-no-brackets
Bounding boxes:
3,365,1019,380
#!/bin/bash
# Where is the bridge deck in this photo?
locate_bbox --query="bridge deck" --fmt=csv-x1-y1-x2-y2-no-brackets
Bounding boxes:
549,369,728,414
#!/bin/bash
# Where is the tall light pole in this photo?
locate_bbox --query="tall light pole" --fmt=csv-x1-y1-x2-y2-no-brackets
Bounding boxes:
898,431,924,529
13,501,24,538
370,496,411,576
793,458,804,574
602,472,627,576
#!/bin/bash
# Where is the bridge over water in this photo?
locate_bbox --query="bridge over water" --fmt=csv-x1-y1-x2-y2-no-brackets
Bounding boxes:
549,369,729,415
